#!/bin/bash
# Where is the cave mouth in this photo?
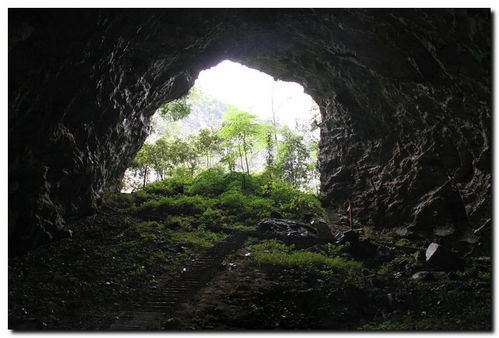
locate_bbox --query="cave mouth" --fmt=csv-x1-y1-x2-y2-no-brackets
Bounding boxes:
8,9,491,330
122,59,322,192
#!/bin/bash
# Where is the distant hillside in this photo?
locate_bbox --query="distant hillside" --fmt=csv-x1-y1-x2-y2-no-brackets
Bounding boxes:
177,92,227,134
147,88,227,142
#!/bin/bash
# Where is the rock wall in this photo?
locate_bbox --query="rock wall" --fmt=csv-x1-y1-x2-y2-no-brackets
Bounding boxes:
9,9,490,254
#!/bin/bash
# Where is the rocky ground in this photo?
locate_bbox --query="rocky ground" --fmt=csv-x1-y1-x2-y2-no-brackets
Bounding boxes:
8,203,492,331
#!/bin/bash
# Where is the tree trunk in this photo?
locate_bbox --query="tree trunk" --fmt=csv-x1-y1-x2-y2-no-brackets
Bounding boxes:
244,149,250,175
238,144,244,173
143,167,148,188
242,135,250,174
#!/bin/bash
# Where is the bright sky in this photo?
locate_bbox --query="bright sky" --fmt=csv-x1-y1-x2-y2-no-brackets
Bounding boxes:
194,60,319,130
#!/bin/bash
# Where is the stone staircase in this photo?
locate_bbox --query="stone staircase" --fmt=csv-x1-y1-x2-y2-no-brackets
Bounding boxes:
109,231,250,330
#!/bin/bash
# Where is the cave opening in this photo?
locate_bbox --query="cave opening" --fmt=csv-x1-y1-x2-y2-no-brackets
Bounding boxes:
8,9,491,330
122,59,322,193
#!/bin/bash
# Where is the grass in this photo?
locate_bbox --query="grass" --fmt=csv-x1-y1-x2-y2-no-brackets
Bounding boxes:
166,229,228,249
245,239,362,274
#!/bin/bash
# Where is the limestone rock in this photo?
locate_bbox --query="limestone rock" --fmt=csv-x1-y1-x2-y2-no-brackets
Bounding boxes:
256,218,318,248
257,218,317,236
9,9,491,254
411,271,448,281
425,242,464,271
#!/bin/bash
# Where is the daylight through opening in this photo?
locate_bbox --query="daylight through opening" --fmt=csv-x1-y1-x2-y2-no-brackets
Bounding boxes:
122,60,321,193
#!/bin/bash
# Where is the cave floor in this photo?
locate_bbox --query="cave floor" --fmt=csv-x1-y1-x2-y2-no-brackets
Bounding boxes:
8,207,492,331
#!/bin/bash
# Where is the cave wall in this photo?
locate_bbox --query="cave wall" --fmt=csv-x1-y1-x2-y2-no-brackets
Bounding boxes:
9,9,491,254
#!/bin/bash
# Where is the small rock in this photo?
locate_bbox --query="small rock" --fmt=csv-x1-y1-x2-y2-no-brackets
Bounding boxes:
472,256,491,263
393,226,411,237
433,224,456,237
413,250,424,263
393,272,403,279
425,242,464,271
411,271,432,281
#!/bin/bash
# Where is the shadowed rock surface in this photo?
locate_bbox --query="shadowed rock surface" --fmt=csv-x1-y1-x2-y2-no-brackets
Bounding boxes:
9,9,490,254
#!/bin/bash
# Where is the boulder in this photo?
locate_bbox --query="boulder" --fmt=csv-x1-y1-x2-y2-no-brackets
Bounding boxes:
425,242,464,271
256,218,318,248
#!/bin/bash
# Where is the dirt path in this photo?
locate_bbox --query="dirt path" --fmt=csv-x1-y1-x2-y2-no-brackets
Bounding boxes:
109,231,250,330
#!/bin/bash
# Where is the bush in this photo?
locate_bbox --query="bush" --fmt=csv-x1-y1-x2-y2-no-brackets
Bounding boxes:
164,215,195,230
187,168,227,197
218,189,246,213
285,193,324,222
132,195,214,217
131,169,324,225
143,176,193,196
244,195,273,220
199,207,226,228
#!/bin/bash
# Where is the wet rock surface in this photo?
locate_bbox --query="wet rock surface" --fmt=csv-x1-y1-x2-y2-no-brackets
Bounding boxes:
256,218,318,249
9,9,491,254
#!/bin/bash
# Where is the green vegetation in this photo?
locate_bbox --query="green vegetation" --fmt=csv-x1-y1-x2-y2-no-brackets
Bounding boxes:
127,168,324,225
98,165,325,294
245,239,362,274
125,87,320,193
377,254,416,276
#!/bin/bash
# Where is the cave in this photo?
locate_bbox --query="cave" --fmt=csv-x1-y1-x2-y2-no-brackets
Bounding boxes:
9,8,491,255
8,8,492,331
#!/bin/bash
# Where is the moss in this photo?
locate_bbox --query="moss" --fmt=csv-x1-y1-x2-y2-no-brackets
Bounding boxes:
377,254,415,276
221,223,254,232
245,239,362,274
147,252,168,264
119,240,139,249
166,229,228,249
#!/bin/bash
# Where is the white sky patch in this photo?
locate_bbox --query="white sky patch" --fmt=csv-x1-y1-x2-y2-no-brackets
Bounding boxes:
194,60,319,130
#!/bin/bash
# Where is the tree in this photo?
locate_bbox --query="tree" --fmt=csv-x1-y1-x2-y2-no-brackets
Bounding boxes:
219,139,237,172
275,127,312,187
194,128,222,168
148,137,169,180
218,106,262,174
129,143,156,188
159,136,198,177
158,96,191,122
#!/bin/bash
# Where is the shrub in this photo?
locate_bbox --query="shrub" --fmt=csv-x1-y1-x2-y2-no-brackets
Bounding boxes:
285,193,324,222
198,207,226,228
243,195,273,220
136,221,164,231
102,193,133,209
187,168,226,197
133,195,214,217
164,215,195,230
133,190,161,203
218,189,246,213
170,195,215,214
143,176,193,196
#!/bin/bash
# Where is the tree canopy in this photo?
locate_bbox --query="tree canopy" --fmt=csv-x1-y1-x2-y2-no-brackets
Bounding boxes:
124,88,319,193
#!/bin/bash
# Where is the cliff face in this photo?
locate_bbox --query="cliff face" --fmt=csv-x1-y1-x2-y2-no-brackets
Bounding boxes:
9,9,491,254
